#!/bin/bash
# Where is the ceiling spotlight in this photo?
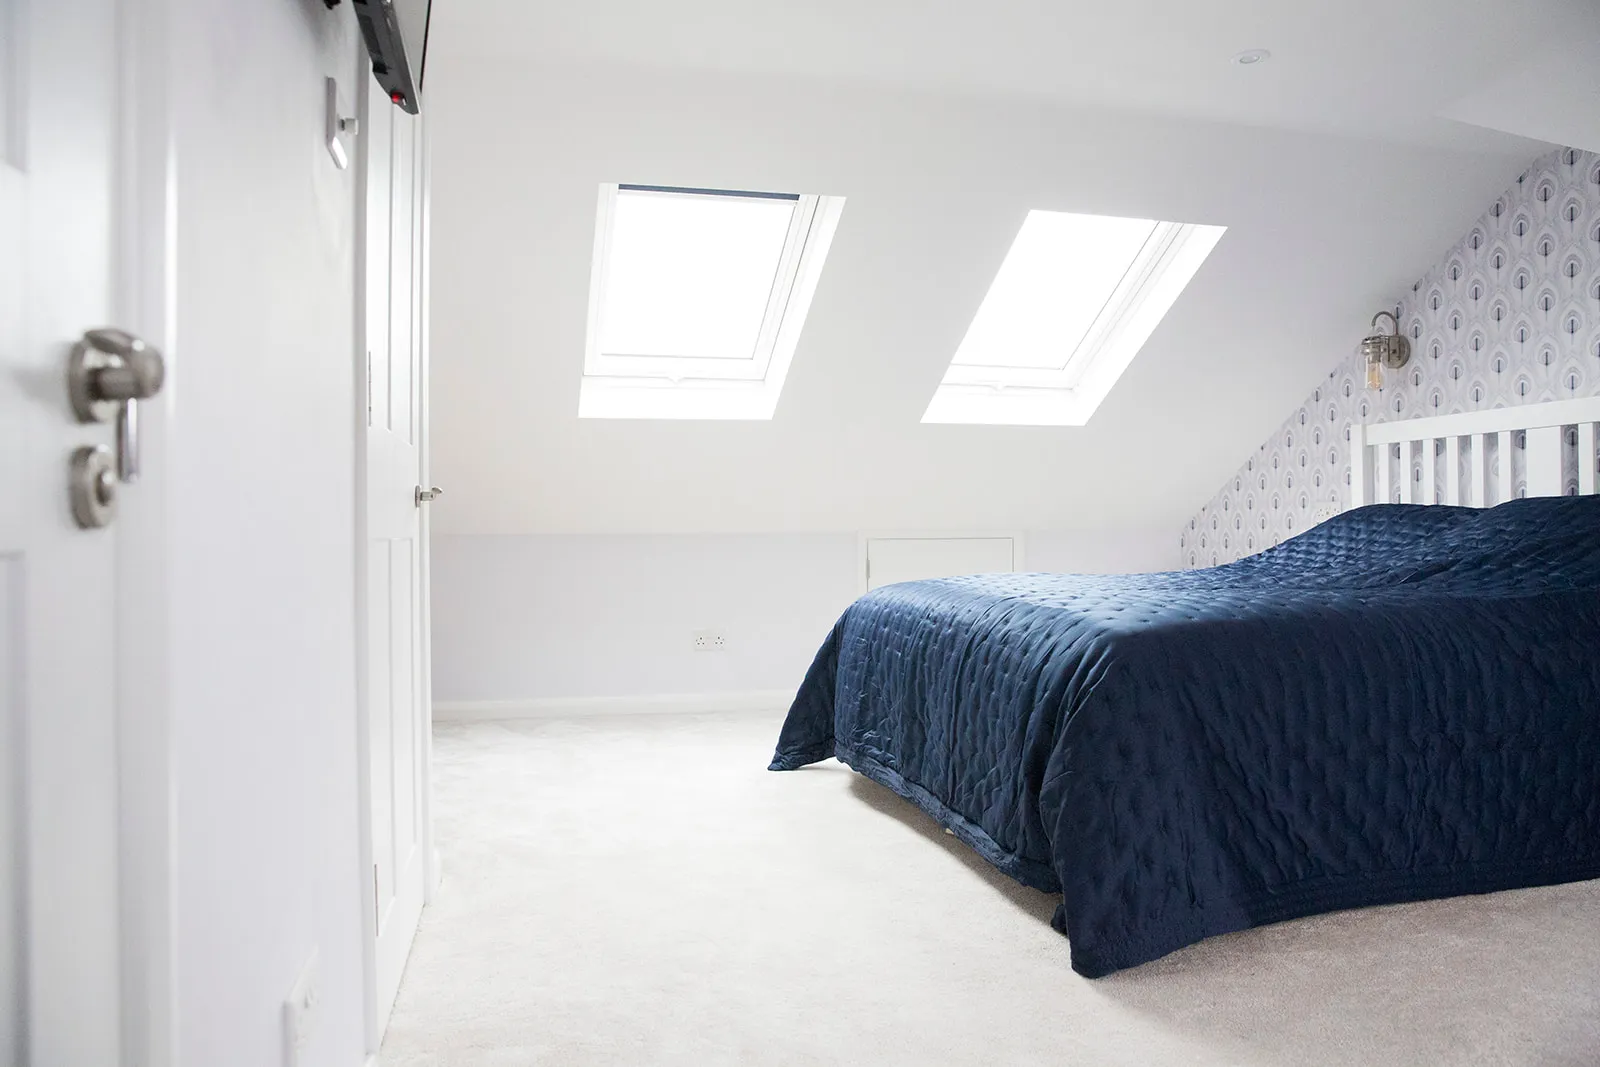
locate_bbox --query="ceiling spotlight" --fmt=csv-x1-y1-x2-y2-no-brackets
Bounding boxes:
1232,49,1271,66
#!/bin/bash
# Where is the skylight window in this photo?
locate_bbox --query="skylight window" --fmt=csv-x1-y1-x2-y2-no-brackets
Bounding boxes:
579,184,845,420
922,210,1225,426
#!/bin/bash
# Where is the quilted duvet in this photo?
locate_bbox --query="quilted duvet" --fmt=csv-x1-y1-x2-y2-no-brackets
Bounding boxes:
769,497,1600,976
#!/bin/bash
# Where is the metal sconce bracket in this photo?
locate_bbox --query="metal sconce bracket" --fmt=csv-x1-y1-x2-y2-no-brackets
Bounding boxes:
1360,310,1410,389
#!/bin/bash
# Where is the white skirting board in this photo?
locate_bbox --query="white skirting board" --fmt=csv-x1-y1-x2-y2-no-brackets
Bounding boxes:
433,689,795,722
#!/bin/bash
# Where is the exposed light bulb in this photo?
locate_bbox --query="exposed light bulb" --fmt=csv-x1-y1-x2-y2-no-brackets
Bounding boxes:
1366,358,1383,390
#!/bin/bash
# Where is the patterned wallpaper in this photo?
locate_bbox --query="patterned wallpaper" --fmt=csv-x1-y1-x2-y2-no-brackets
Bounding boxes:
1180,146,1600,569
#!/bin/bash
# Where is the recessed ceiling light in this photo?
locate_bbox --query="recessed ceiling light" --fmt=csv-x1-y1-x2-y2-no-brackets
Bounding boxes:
1232,49,1271,66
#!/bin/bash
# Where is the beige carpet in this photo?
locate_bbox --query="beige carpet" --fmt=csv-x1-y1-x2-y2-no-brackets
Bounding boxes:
380,712,1600,1066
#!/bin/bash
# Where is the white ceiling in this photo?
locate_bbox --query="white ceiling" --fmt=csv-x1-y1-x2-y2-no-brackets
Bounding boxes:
1440,28,1600,154
429,0,1592,148
422,55,1546,537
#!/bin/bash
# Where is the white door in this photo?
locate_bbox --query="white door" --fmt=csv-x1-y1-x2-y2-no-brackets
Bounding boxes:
361,75,431,1038
864,536,1017,591
1,0,131,1062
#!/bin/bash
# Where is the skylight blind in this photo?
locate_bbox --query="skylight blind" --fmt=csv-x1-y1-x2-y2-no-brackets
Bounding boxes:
598,188,798,364
579,183,845,420
924,210,1224,426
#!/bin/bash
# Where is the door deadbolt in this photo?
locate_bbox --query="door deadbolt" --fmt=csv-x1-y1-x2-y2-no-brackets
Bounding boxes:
70,446,118,529
69,327,166,483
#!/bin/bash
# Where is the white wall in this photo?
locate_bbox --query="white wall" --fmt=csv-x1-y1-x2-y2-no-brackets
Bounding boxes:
432,534,857,703
1183,146,1600,567
169,4,365,1066
1026,528,1179,575
423,59,1538,539
419,60,1531,705
432,530,1175,703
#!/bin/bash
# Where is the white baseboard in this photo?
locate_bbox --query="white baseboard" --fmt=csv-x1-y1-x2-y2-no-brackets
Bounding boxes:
433,689,794,722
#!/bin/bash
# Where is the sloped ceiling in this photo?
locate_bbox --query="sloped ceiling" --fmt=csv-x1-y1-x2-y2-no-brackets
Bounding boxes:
428,0,1593,146
423,5,1574,535
1440,29,1600,154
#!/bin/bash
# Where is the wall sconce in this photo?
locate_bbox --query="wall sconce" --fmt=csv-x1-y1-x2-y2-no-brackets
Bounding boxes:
1360,310,1410,390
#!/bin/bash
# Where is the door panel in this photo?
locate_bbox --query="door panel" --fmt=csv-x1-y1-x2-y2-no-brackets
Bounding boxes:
365,85,392,435
387,116,415,443
0,14,21,1049
368,543,396,911
0,559,20,1067
389,538,418,855
0,8,22,1051
363,74,427,1038
367,536,421,925
0,0,124,1061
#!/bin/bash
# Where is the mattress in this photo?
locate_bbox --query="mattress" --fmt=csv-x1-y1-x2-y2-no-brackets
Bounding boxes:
769,497,1600,976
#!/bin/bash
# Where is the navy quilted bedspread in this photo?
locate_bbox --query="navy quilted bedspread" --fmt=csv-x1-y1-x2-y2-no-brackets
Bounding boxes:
769,497,1600,976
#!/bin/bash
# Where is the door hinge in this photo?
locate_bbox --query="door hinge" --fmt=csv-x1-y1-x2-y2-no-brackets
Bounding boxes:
366,350,373,425
372,864,379,925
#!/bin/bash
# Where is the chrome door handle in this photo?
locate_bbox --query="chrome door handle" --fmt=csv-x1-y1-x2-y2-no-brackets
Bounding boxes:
69,327,167,483
415,485,442,506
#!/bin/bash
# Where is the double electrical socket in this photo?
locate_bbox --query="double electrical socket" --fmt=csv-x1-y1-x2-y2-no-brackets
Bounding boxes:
692,628,726,651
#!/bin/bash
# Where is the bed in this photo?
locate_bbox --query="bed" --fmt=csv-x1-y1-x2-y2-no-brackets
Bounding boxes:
769,399,1600,977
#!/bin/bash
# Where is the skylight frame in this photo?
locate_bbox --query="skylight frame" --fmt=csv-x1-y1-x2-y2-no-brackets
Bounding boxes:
923,211,1226,426
579,183,845,420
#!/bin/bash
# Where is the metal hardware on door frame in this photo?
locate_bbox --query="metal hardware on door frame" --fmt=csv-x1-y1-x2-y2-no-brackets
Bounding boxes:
414,486,442,506
69,327,166,480
67,327,167,530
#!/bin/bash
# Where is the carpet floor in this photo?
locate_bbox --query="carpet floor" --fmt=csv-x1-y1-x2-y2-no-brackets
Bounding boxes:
379,712,1600,1066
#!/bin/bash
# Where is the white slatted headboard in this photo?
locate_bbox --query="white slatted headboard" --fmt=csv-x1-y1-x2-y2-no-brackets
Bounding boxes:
1352,397,1600,508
